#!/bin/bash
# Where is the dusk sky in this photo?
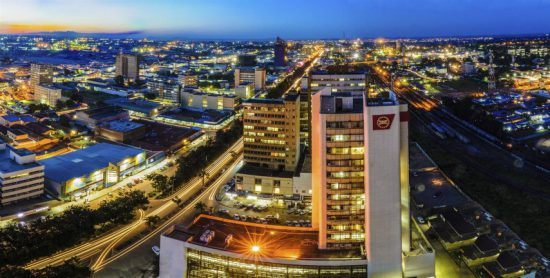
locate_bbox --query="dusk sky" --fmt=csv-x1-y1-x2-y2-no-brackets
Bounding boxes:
1,0,549,39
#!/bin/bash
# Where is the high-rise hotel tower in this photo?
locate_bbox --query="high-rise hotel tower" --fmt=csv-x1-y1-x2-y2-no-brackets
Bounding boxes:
312,88,410,277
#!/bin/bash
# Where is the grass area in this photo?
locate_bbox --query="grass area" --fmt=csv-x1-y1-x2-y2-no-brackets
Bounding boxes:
437,78,486,93
411,125,550,257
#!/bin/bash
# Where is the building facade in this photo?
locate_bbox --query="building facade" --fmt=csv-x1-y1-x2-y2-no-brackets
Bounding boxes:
34,84,63,107
148,78,181,103
179,73,199,88
311,88,418,277
235,67,266,90
115,54,140,82
0,141,44,205
274,37,287,67
301,71,368,145
40,143,146,199
242,94,300,171
30,63,53,92
181,91,238,111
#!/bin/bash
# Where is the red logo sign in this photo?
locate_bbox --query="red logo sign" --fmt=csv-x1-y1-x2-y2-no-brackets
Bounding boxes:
373,114,395,130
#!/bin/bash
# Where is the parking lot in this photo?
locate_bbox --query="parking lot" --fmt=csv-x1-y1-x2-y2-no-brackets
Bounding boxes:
213,187,312,227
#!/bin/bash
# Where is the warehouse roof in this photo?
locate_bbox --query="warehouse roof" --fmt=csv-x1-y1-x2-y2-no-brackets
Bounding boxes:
40,143,144,183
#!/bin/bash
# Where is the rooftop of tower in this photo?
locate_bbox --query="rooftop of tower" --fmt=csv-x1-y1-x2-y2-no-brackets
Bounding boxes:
164,214,365,261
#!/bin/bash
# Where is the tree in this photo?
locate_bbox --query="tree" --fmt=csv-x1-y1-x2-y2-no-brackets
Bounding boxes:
114,75,125,87
148,174,169,193
146,215,161,229
198,170,209,188
194,202,206,213
144,92,157,100
55,100,66,111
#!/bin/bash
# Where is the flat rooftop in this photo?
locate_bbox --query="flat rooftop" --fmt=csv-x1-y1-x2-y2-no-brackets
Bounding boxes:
165,215,365,261
102,120,144,132
40,143,144,183
238,163,294,179
106,97,161,114
0,145,42,174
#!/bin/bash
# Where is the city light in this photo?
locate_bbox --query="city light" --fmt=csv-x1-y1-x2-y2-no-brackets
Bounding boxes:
251,245,260,253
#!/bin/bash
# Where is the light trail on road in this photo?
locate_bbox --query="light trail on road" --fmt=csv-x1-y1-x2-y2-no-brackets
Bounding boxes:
92,154,243,271
24,139,243,270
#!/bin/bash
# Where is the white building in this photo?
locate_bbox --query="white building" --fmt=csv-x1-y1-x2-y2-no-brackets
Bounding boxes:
234,67,266,90
0,141,45,205
311,88,433,277
181,90,238,110
34,84,63,107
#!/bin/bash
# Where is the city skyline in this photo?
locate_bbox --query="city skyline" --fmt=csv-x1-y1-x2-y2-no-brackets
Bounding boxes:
1,0,550,39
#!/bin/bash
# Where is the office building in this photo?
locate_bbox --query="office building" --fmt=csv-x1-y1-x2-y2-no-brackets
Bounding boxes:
30,63,53,92
236,94,304,196
179,73,199,88
309,70,367,94
237,54,257,67
40,143,146,199
34,84,63,107
234,67,266,90
242,94,300,171
115,53,140,82
298,70,368,146
148,78,181,103
0,141,44,205
274,36,287,67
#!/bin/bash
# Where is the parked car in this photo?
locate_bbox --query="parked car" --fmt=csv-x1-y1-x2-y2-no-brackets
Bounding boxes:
152,246,160,256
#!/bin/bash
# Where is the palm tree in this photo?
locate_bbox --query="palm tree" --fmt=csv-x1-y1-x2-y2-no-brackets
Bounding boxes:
229,151,238,161
198,170,210,188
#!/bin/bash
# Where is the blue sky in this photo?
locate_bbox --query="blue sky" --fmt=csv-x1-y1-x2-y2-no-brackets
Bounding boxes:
0,0,549,39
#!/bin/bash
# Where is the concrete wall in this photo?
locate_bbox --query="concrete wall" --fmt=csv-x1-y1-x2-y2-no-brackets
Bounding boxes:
159,234,187,278
363,103,403,278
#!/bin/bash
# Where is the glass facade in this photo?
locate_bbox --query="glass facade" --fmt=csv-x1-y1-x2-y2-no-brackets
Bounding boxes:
186,249,367,278
325,119,365,249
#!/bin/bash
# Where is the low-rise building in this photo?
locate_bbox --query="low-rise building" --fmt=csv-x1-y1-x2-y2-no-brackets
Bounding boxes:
0,114,37,127
97,120,147,143
106,97,162,118
0,141,44,205
40,143,146,199
180,90,239,111
74,106,129,130
160,215,369,278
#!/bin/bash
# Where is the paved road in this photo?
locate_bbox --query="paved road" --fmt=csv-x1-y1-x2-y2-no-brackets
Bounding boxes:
23,139,242,270
93,159,243,277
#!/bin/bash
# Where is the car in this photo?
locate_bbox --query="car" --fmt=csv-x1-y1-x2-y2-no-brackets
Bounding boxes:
219,209,229,215
233,214,240,220
152,246,160,256
240,215,247,221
